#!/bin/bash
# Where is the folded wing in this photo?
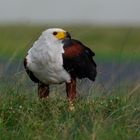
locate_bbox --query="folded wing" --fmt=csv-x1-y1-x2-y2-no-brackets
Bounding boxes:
63,39,97,81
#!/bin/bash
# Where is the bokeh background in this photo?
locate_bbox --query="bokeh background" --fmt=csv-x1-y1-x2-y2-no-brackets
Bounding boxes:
0,0,140,25
0,0,140,93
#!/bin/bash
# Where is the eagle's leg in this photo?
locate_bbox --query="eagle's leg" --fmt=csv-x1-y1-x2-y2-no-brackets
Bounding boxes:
66,78,76,102
38,83,49,99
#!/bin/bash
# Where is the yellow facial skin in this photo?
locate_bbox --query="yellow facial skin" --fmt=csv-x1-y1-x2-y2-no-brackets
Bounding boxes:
54,31,65,40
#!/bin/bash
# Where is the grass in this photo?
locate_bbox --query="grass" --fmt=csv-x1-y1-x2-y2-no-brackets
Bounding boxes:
0,25,140,61
0,83,140,140
0,25,140,139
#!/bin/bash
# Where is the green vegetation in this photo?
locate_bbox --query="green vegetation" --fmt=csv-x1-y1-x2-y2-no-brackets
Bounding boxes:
0,82,140,140
0,25,140,61
0,25,140,139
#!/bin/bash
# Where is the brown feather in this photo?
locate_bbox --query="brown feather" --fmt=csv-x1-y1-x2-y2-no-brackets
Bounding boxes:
63,43,82,58
24,58,39,83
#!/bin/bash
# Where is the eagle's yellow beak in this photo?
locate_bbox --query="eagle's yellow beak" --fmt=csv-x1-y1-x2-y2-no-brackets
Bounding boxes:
55,31,65,40
53,31,71,40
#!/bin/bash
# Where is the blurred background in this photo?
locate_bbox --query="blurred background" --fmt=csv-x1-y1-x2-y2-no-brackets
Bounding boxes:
0,0,140,95
0,0,140,26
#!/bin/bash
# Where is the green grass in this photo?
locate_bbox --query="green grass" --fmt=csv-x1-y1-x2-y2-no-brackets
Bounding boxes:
0,25,140,139
0,82,140,140
0,25,140,61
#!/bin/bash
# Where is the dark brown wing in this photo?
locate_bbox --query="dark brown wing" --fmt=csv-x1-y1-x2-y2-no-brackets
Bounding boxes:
24,58,39,83
63,39,97,81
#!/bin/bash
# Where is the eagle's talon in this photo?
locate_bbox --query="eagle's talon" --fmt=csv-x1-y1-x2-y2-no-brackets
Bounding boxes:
68,102,75,111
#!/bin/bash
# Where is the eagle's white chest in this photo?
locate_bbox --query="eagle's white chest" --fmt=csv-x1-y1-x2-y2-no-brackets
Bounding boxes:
26,35,71,84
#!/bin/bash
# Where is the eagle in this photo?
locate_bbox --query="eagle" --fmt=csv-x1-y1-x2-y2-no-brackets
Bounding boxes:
24,28,97,102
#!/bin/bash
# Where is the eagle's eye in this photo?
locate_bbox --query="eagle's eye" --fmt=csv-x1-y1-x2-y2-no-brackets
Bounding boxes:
53,32,58,35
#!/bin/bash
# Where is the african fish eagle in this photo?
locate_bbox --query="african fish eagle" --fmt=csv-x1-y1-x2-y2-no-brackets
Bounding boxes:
24,28,97,102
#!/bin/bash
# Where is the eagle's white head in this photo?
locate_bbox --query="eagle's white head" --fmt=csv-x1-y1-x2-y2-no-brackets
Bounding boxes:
42,28,71,43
